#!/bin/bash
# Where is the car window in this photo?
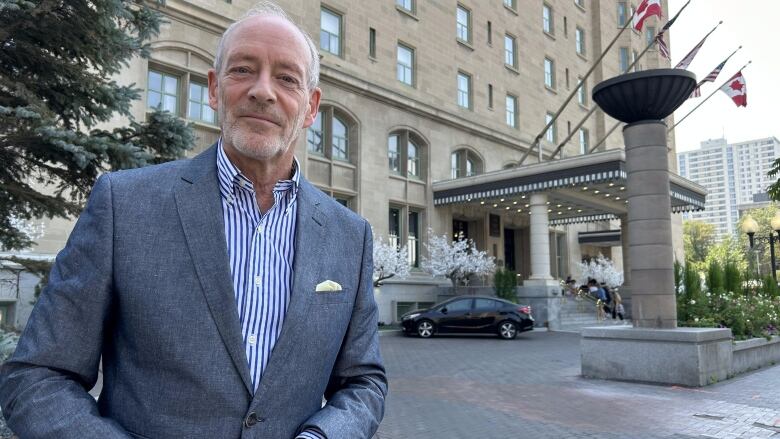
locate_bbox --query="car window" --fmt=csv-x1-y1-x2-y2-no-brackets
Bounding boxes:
474,299,498,310
444,299,472,312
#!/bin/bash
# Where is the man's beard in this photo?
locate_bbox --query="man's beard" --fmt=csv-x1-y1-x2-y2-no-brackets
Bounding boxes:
220,98,307,161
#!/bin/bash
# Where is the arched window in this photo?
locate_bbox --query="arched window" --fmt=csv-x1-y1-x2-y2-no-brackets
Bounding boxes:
450,148,483,179
387,129,426,180
307,107,354,162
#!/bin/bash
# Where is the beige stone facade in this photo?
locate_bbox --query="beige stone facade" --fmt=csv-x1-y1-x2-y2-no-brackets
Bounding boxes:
7,0,691,327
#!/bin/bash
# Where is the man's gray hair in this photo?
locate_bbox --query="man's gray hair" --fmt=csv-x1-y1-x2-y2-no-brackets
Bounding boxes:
213,1,320,92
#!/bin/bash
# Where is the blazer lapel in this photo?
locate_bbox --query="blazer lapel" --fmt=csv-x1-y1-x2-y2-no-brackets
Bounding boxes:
252,178,327,402
173,146,253,395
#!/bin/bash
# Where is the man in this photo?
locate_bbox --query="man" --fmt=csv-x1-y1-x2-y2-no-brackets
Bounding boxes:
0,3,386,438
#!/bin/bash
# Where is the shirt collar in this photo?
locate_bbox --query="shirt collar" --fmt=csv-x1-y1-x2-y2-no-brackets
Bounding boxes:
216,138,301,202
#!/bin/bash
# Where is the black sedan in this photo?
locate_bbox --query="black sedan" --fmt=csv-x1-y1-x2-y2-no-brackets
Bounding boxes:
401,296,534,339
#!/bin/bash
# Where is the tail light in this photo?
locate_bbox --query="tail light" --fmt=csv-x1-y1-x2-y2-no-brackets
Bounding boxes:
518,306,531,315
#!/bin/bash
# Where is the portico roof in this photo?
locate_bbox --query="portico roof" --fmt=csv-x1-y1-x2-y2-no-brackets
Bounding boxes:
433,149,706,225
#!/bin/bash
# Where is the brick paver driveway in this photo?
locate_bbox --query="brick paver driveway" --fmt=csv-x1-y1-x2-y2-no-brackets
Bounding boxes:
375,330,780,439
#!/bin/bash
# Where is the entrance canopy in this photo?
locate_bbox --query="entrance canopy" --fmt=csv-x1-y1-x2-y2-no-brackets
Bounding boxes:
433,149,706,224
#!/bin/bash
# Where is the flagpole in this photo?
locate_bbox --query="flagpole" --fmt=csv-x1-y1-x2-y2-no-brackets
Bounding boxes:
669,61,752,132
548,0,693,160
675,20,723,68
517,6,642,166
694,46,741,89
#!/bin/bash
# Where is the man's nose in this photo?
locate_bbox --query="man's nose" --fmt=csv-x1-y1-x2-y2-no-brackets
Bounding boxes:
247,72,276,103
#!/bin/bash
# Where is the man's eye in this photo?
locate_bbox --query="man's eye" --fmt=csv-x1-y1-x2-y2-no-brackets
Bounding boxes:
280,75,299,84
230,67,250,74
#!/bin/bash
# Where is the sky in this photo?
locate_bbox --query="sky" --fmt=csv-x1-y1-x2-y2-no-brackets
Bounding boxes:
667,0,780,152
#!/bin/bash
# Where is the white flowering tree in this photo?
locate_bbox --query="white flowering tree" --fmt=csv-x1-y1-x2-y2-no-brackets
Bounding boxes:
422,230,496,292
373,236,410,287
576,254,623,288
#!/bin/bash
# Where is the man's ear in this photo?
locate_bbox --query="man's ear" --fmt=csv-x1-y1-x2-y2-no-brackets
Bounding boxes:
207,69,219,111
301,87,322,129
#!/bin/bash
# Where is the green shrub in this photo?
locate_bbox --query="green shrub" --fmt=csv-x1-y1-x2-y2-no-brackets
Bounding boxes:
724,261,741,295
706,261,725,294
493,269,518,303
761,275,779,297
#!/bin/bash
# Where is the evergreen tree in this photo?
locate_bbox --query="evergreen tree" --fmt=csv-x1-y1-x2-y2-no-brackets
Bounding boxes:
1,0,195,250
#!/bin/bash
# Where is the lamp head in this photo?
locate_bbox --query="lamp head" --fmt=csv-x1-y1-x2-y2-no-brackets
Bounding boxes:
771,211,780,233
742,214,759,235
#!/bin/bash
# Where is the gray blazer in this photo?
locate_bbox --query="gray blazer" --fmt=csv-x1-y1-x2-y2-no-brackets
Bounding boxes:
0,145,387,438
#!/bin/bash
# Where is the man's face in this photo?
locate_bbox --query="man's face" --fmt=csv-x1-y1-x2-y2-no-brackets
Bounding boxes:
208,16,321,161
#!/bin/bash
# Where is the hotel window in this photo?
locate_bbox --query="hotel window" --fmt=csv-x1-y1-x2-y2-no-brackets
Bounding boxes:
617,2,628,26
575,27,585,55
504,34,517,68
388,130,425,179
632,50,639,71
488,84,493,109
307,106,354,162
397,43,414,86
505,94,518,128
577,76,587,105
187,82,216,124
544,57,555,89
147,70,179,114
545,112,557,144
619,47,629,73
457,71,471,109
396,0,414,13
408,210,420,267
503,0,516,10
579,128,589,154
320,7,342,56
389,207,401,249
575,0,585,8
456,5,471,43
645,26,656,47
542,3,554,34
451,148,482,178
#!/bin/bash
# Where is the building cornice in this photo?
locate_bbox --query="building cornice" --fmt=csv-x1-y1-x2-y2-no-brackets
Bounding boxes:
151,0,233,36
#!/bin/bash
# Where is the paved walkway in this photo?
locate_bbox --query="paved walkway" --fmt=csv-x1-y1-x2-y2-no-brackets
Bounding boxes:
376,330,780,439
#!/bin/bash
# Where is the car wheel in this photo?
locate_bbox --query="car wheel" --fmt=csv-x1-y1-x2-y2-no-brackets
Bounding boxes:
416,320,434,338
498,321,517,340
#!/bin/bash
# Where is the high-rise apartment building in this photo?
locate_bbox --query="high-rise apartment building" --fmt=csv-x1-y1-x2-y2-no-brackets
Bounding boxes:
4,1,704,329
677,137,780,237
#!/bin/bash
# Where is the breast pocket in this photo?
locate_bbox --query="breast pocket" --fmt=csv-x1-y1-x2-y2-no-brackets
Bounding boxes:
311,288,352,304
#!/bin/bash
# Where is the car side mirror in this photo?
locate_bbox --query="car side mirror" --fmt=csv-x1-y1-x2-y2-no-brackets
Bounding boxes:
441,307,448,314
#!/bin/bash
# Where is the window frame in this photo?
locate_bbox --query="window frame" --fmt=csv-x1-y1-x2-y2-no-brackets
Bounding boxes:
619,47,629,73
579,127,589,154
577,76,587,106
504,33,517,69
617,2,628,27
457,71,472,109
320,6,343,57
147,69,180,114
388,130,426,180
544,57,556,89
542,3,554,35
396,0,415,14
306,106,354,163
456,4,472,44
396,42,415,86
187,80,216,125
505,94,518,128
545,112,557,144
451,148,482,179
575,27,586,56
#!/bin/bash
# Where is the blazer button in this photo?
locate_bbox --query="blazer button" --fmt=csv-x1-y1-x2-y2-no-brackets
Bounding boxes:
244,412,262,428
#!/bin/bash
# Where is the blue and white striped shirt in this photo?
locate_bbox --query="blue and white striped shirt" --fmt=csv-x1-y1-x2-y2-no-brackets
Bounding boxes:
217,140,299,391
217,142,326,439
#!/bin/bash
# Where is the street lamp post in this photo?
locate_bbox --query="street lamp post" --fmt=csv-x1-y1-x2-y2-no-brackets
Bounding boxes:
741,212,780,282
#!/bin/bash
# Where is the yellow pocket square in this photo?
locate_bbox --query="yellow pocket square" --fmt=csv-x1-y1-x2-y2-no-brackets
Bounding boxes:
315,280,342,292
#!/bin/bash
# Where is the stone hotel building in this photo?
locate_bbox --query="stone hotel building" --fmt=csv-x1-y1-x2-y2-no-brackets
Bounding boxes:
1,0,708,329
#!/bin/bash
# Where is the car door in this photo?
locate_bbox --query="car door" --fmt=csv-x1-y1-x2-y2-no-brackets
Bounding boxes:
436,298,474,333
471,299,499,332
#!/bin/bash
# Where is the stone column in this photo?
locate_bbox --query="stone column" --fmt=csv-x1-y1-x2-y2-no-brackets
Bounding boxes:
528,193,552,280
624,121,676,329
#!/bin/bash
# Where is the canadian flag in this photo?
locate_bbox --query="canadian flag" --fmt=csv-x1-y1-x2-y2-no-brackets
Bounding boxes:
719,71,747,107
633,0,662,31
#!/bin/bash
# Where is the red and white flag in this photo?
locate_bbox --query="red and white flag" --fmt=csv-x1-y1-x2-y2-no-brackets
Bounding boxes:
719,71,747,107
656,31,670,59
675,36,707,69
633,0,662,31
